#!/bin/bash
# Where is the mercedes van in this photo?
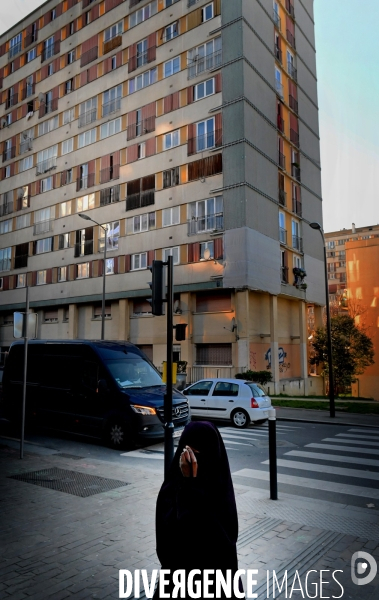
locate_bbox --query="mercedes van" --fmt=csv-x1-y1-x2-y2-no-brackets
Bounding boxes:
2,340,190,448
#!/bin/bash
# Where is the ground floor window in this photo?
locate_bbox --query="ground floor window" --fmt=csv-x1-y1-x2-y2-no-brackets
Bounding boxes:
195,344,232,366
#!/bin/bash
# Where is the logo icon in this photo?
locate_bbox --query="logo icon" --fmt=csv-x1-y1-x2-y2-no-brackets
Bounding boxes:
351,551,377,586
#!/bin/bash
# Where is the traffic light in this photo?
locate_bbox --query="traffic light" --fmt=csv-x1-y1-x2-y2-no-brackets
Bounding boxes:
175,324,187,341
148,260,164,315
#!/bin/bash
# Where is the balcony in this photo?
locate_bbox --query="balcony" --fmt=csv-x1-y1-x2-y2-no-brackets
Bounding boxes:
278,151,286,170
275,79,284,99
286,0,295,17
78,107,97,128
292,198,302,217
103,35,122,55
0,202,13,217
292,235,303,252
100,185,120,206
14,255,28,269
100,164,120,184
281,266,289,284
6,92,18,109
102,97,121,117
2,146,16,162
39,97,58,118
273,11,281,30
21,83,35,100
188,213,224,236
277,114,284,133
41,40,60,63
9,42,22,59
290,129,299,147
188,49,222,80
126,190,155,211
274,45,282,64
279,227,287,245
76,173,95,191
126,116,155,140
289,94,298,113
287,62,297,81
36,156,57,175
291,163,301,181
278,189,286,207
286,29,296,49
0,258,11,272
33,219,54,235
24,31,38,48
20,139,33,154
74,240,93,257
80,46,98,68
128,47,156,72
188,129,222,156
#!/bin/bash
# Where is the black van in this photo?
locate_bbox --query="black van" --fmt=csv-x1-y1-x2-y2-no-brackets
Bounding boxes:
2,340,190,448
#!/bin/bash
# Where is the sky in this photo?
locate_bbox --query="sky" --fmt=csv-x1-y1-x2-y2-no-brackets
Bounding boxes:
0,0,377,233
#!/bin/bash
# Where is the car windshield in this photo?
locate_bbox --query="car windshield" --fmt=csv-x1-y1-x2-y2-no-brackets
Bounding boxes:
106,357,162,389
245,383,267,397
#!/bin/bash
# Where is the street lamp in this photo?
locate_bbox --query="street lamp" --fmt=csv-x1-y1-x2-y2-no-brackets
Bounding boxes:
309,221,335,417
78,213,107,341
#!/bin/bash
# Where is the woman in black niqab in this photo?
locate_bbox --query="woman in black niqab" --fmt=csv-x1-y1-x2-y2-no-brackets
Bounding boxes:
154,421,242,599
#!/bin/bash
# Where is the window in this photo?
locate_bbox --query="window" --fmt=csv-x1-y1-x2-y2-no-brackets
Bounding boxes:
38,116,58,136
163,167,180,188
62,169,73,185
78,128,96,148
129,67,157,93
99,221,120,252
48,63,54,76
137,39,148,67
36,270,47,285
165,0,180,5
105,258,114,275
162,206,180,227
327,241,335,249
51,8,56,20
93,304,111,319
100,185,120,206
188,37,221,79
16,274,26,288
35,207,52,223
76,194,95,212
58,266,67,281
102,85,122,116
195,344,232,366
111,56,117,70
275,67,283,97
200,241,214,260
5,113,12,127
188,197,223,234
0,192,13,216
164,22,178,42
0,219,12,234
84,11,90,25
59,201,71,218
16,213,31,229
75,228,93,258
194,78,215,101
67,50,75,64
129,1,157,28
58,233,70,249
202,3,214,21
63,108,75,124
213,382,239,397
41,176,53,192
163,247,180,265
65,79,74,94
62,138,74,154
0,248,11,271
104,21,123,42
164,56,180,78
131,253,147,270
37,145,58,174
9,33,22,58
69,21,75,35
163,129,180,150
19,156,33,172
127,212,156,234
43,36,55,61
138,142,146,159
126,175,155,211
77,263,90,279
4,166,11,178
100,117,121,139
293,255,302,269
36,238,52,254
133,300,152,315
196,118,215,151
27,47,37,62
79,97,97,127
20,128,34,153
292,220,301,250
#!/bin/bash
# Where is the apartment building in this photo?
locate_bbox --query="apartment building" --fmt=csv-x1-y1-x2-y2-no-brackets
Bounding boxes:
0,0,324,394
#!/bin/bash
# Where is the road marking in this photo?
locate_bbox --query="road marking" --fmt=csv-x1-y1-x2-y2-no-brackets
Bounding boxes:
284,450,379,468
336,433,379,441
261,458,379,481
121,450,164,460
322,437,379,447
348,428,379,436
219,438,254,447
233,468,379,499
307,443,379,456
221,431,267,439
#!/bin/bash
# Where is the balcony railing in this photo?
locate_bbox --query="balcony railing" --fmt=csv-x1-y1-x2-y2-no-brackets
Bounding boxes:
74,240,94,257
281,265,289,284
278,151,286,170
126,116,155,140
41,40,60,62
187,213,224,236
188,49,222,80
80,46,98,68
0,258,11,272
21,83,35,100
24,31,38,48
20,139,33,154
103,35,122,55
36,156,57,175
274,45,282,63
78,107,97,128
33,219,54,235
188,129,222,156
0,202,13,217
126,190,155,211
275,79,284,99
289,94,298,113
6,92,18,109
277,114,284,133
128,47,156,72
273,11,281,29
102,97,121,117
16,195,30,211
287,62,297,81
279,228,287,244
9,42,22,59
39,97,58,118
286,0,295,17
76,172,95,191
2,146,16,162
100,185,120,206
290,129,299,147
292,198,302,217
14,255,28,269
286,29,296,49
100,164,120,184
278,189,286,207
291,163,301,181
292,235,303,252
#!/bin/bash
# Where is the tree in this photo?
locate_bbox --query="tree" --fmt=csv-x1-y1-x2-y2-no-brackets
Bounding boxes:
310,314,375,395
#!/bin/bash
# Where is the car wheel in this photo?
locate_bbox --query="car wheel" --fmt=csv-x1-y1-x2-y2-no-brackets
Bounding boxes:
106,420,132,450
231,409,250,428
254,419,268,425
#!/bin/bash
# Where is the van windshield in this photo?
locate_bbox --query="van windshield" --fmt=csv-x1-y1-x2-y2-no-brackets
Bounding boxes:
106,357,163,389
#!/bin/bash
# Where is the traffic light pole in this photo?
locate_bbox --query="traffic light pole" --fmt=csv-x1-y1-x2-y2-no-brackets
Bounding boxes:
164,255,174,478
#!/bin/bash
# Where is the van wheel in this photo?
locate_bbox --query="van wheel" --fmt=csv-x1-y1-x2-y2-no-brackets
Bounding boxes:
106,420,130,450
231,409,250,429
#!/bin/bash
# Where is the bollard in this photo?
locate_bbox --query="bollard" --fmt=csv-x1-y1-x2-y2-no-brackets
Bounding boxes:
268,408,278,500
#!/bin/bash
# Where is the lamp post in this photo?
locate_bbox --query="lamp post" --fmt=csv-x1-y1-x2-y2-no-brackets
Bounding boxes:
78,213,107,341
309,222,335,417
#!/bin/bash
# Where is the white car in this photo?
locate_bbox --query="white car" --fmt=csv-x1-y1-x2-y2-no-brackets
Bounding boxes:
183,378,272,428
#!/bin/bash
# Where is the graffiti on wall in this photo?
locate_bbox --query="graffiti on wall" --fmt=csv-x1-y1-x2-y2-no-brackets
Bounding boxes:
265,347,291,373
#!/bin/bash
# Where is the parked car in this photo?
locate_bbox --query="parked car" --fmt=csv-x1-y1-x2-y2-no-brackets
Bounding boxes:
183,378,272,428
2,340,190,448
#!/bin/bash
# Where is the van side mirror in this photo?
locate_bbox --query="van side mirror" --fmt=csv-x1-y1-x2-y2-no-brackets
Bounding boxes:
98,379,109,394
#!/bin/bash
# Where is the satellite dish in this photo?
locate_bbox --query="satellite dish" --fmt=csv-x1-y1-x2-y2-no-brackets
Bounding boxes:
38,92,45,102
1,118,7,128
22,131,28,139
203,248,211,260
17,188,24,199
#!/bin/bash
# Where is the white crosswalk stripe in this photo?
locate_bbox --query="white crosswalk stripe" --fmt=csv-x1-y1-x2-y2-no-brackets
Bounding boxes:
307,443,379,456
261,458,379,481
322,437,379,447
348,428,379,436
336,433,379,441
285,450,379,468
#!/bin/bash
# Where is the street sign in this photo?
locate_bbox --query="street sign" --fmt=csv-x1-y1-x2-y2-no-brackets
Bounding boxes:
13,312,37,339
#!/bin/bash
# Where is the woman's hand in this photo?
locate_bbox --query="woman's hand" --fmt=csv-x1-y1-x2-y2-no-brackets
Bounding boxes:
179,445,198,477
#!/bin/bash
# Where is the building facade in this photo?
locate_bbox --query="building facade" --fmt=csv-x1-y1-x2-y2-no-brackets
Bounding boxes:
0,0,324,394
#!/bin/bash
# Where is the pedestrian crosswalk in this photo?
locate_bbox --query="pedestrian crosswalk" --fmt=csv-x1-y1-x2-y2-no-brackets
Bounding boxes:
234,427,379,506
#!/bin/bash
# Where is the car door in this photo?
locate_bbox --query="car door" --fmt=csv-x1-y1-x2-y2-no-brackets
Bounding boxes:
184,380,214,417
209,381,240,420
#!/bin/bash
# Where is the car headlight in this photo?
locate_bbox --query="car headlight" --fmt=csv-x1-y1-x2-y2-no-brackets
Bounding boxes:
130,404,156,416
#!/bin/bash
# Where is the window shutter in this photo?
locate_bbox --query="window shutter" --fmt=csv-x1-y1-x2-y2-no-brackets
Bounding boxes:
88,262,93,278
128,43,137,73
290,112,298,132
2,276,9,291
214,0,221,16
127,110,137,140
215,113,222,147
127,144,139,163
46,268,52,284
35,180,41,195
214,237,223,260
52,85,59,100
21,103,28,117
11,108,17,123
188,243,194,263
187,86,193,104
80,70,88,87
147,32,156,62
125,254,131,273
44,10,52,26
147,250,154,266
53,173,60,188
164,94,173,114
215,72,222,93
188,123,195,156
32,271,37,286
103,56,112,74
90,4,100,21
113,256,119,274
53,57,60,73
145,137,156,157
40,65,49,80
87,64,97,82
98,259,103,277
172,91,180,110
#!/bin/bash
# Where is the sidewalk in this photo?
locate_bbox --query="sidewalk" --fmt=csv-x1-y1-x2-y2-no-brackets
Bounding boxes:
0,437,378,599
273,405,379,428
